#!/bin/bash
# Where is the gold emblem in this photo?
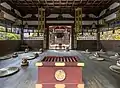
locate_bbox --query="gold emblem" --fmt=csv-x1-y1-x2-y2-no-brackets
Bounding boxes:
55,70,66,81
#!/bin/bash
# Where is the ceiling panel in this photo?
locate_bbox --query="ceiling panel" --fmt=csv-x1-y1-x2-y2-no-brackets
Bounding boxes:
2,0,117,16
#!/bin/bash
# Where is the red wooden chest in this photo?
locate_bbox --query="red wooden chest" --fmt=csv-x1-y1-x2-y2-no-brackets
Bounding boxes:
36,56,84,88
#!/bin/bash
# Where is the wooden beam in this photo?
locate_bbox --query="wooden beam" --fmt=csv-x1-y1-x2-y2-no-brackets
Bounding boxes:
1,0,3,3
23,17,98,21
31,0,38,8
26,24,73,27
106,0,112,4
66,0,68,7
9,0,19,9
45,0,49,7
59,0,61,8
44,23,74,25
52,0,55,7
38,0,43,8
44,7,100,16
97,0,104,6
80,0,82,4
0,5,22,20
92,0,97,5
0,18,14,25
84,0,89,7
99,5,120,19
5,1,26,16
72,0,75,7
24,0,33,8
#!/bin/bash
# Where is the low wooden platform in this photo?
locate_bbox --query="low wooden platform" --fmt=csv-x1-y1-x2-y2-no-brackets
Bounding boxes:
0,50,120,88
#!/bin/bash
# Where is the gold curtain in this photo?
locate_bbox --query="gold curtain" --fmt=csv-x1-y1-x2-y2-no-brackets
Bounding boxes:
38,8,45,36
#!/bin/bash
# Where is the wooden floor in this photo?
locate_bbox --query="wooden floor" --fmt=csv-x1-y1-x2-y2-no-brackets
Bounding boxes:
0,50,120,88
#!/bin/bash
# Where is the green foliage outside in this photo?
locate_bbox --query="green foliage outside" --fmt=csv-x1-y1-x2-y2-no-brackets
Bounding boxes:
100,29,120,40
0,26,5,32
0,26,20,40
31,32,44,37
32,32,38,37
0,32,20,40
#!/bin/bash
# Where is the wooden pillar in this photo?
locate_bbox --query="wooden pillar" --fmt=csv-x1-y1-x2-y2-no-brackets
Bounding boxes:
38,8,45,49
5,20,7,32
71,24,75,49
43,9,46,49
46,24,49,49
21,20,24,44
74,8,82,50
97,20,100,50
108,23,109,30
38,8,40,36
11,23,12,32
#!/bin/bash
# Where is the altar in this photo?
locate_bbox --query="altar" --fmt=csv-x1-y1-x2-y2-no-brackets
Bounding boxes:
36,56,84,88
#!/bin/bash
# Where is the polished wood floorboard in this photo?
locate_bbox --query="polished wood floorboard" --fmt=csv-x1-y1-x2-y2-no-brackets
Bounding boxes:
0,50,120,88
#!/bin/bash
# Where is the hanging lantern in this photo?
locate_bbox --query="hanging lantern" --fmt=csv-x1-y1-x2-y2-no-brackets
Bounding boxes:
91,23,96,29
57,14,63,20
24,22,28,28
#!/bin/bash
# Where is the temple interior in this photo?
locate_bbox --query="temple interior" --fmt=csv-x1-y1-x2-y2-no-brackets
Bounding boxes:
1,0,120,88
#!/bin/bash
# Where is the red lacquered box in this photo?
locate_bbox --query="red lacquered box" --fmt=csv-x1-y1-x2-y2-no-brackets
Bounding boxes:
36,56,84,88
